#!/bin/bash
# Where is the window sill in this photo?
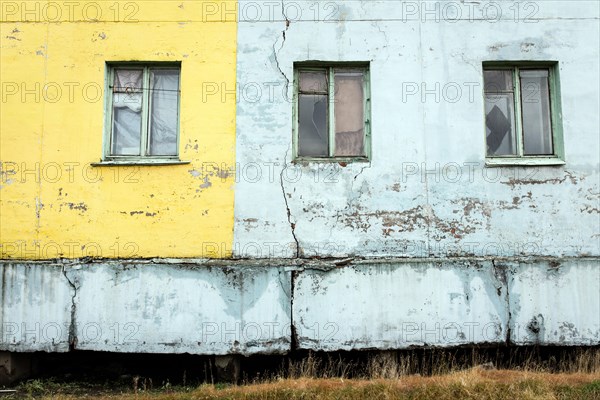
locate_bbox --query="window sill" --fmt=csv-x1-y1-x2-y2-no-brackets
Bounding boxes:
485,157,565,167
91,159,191,166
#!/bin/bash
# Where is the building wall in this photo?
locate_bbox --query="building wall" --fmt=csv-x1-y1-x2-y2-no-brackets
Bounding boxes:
1,1,599,354
233,0,600,259
1,1,237,259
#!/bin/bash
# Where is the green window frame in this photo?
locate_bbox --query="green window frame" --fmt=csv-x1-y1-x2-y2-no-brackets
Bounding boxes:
483,62,564,166
101,62,184,165
293,63,371,162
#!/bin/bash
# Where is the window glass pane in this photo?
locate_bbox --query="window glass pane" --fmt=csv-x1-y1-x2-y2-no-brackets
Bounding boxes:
299,71,328,93
112,69,143,155
149,69,180,156
485,93,516,156
112,107,142,155
334,71,365,157
520,69,553,155
484,70,513,92
298,94,328,157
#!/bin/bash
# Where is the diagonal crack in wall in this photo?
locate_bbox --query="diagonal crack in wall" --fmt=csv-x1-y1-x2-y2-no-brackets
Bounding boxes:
273,1,291,97
275,2,296,258
280,147,301,258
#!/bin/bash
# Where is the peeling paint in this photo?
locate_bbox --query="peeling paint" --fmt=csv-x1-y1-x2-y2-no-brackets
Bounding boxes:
199,176,212,189
59,202,88,213
502,171,580,188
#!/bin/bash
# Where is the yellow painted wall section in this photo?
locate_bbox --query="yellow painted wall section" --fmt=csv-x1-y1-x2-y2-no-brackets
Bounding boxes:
1,1,237,259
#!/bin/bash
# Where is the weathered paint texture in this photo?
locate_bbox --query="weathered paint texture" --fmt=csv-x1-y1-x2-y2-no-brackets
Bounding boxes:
508,259,600,345
0,1,237,259
1,259,598,353
0,263,72,352
1,262,292,355
233,1,600,259
293,261,509,350
294,259,600,350
1,0,599,356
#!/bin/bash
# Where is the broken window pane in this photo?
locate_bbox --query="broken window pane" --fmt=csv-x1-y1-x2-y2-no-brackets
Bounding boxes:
484,93,516,156
484,69,516,156
299,71,328,93
148,69,180,156
483,65,560,160
298,94,328,157
334,71,365,157
112,69,143,155
520,69,553,155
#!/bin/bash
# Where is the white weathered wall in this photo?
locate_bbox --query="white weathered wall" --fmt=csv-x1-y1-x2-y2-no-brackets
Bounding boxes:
233,0,600,259
1,262,292,355
294,259,599,350
294,260,510,350
2,259,598,352
508,259,600,345
0,263,72,352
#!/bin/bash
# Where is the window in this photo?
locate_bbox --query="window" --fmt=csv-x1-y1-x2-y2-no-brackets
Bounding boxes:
483,63,564,165
104,63,181,161
294,64,371,161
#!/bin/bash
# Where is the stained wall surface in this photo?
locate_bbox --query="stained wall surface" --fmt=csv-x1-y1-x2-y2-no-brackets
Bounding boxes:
234,0,600,259
1,1,598,355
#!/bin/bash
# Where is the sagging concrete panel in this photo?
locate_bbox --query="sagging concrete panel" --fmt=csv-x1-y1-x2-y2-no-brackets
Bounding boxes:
0,263,72,352
509,259,600,345
293,261,509,350
69,263,292,355
2,259,599,353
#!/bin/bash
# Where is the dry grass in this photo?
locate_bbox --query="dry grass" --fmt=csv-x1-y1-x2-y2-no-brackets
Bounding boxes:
28,371,600,400
286,347,600,379
11,348,600,399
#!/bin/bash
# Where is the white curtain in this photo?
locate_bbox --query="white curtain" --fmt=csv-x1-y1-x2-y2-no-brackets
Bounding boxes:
112,69,143,155
334,72,364,157
111,69,180,156
149,69,179,156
